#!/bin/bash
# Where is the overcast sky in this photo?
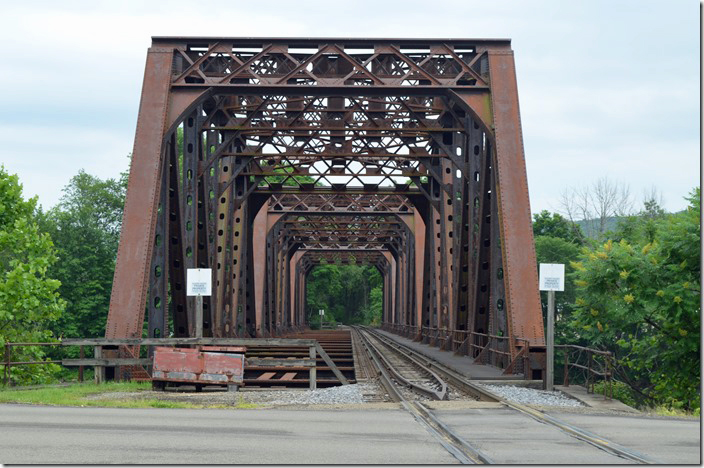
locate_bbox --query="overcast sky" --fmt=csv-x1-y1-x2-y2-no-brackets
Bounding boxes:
1,0,699,215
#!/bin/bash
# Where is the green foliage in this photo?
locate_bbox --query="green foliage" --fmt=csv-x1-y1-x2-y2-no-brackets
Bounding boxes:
306,264,382,325
0,166,65,385
593,380,638,408
534,235,581,341
533,210,585,245
39,170,127,341
570,188,700,411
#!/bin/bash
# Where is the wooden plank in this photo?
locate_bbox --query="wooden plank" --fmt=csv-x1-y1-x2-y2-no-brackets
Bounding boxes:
256,372,277,381
315,343,349,385
61,338,317,347
280,372,297,381
245,358,314,367
63,358,152,367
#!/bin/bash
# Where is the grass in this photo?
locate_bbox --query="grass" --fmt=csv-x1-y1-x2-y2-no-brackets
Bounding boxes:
0,382,259,409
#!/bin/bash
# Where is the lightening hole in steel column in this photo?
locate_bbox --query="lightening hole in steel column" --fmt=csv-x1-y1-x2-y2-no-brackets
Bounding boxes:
479,307,485,315
217,246,222,253
209,212,214,220
187,169,192,179
155,234,161,247
474,171,480,182
436,219,440,224
482,262,489,270
485,215,491,224
233,245,238,251
154,297,161,308
220,197,226,204
456,147,461,156
209,190,215,199
233,258,237,265
480,284,487,292
219,213,225,220
187,118,194,127
449,231,453,238
235,217,241,223
218,229,224,236
187,195,192,205
497,299,504,311
154,328,161,338
210,167,215,177
186,221,192,231
447,198,452,205
155,265,162,277
456,169,461,178
235,231,240,237
474,145,480,155
497,268,504,279
224,166,229,172
187,143,193,153
445,167,451,174
484,237,490,247
186,247,193,257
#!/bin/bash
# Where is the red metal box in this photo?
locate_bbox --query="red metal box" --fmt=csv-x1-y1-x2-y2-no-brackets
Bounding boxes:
152,346,245,386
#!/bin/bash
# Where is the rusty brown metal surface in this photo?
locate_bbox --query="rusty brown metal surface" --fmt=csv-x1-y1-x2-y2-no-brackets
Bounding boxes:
106,37,545,380
152,346,245,386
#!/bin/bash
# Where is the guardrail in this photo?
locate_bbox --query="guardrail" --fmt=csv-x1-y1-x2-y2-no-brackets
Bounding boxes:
381,323,532,377
556,344,613,400
2,338,348,390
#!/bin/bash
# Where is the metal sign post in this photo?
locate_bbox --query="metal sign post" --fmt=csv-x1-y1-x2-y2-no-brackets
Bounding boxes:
187,268,212,339
539,263,565,391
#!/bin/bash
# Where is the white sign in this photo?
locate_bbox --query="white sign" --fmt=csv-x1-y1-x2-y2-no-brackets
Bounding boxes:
319,309,325,316
539,263,565,291
187,268,212,296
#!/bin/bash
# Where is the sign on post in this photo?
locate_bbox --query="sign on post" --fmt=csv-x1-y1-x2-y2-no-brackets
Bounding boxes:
319,309,324,316
187,268,212,296
539,263,565,291
186,269,212,339
539,263,564,392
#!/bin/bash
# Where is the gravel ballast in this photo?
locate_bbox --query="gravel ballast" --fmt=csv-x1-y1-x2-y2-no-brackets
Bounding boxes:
479,384,584,407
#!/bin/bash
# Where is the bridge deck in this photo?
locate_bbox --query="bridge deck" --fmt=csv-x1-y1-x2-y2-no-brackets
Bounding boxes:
375,329,517,380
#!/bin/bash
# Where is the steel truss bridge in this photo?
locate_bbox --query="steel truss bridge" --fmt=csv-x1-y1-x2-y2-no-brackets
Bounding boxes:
106,37,546,378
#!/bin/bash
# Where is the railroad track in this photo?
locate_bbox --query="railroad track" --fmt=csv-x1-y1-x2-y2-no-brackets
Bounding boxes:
353,326,491,463
353,326,659,464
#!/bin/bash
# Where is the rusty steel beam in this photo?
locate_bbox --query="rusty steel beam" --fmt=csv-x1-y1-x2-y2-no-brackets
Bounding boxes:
107,37,545,381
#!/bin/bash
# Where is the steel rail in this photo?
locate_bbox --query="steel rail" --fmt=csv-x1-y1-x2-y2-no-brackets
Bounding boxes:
358,326,447,401
367,327,660,464
351,327,491,464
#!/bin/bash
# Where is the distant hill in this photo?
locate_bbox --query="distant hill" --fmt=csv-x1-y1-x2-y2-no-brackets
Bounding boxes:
575,216,623,239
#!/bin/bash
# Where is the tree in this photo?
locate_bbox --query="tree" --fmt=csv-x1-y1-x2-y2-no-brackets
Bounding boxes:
559,177,634,238
40,170,127,340
570,188,700,411
0,166,65,385
306,263,382,326
533,210,584,245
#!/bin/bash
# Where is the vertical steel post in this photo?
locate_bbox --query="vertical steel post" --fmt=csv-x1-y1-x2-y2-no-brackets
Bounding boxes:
309,345,317,390
563,348,569,387
195,295,204,339
546,290,555,391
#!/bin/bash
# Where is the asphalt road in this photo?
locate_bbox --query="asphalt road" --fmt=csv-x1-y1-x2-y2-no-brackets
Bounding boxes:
0,404,459,464
1,403,700,464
